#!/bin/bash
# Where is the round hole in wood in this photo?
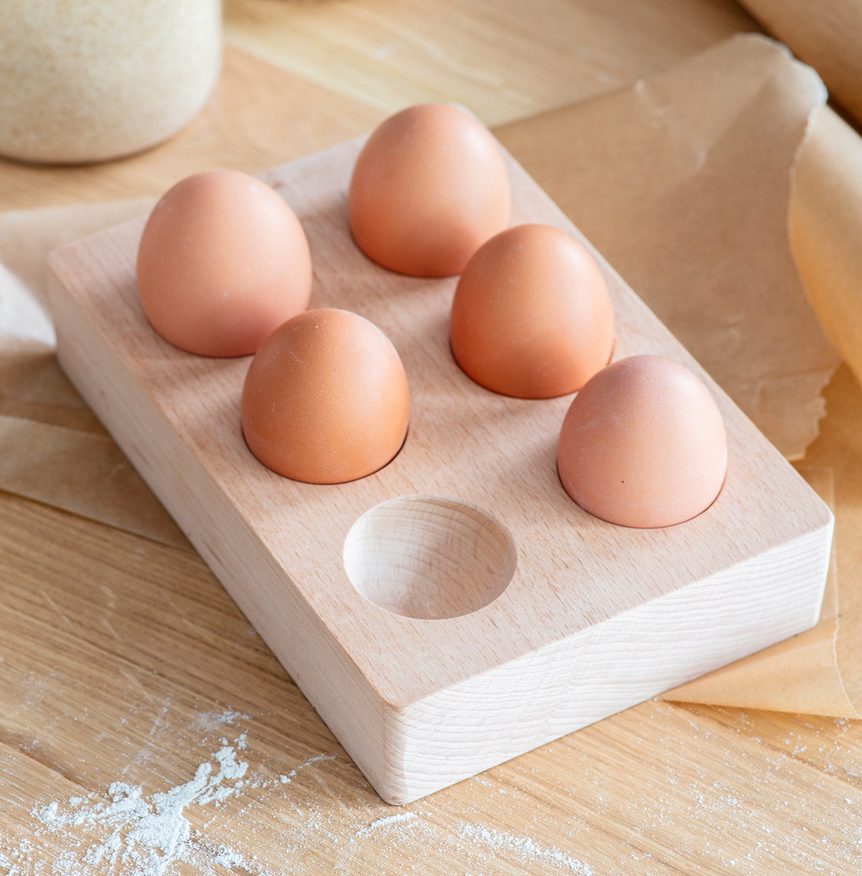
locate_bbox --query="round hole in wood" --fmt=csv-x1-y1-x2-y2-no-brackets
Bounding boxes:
343,495,517,620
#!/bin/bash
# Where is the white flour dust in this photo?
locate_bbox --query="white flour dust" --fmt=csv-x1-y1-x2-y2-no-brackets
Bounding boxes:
192,709,250,734
459,823,594,875
2,715,598,876
356,812,417,835
5,735,336,876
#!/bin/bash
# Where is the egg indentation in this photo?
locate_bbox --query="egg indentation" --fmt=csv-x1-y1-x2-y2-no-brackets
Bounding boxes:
343,494,516,619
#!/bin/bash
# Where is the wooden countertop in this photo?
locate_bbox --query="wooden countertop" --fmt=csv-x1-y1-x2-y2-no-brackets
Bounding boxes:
2,2,861,873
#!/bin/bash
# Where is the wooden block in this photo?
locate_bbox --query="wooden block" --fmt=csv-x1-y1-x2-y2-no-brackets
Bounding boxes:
47,135,833,804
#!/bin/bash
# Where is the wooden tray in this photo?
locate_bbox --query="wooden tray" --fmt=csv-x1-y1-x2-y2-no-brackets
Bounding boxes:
47,135,833,804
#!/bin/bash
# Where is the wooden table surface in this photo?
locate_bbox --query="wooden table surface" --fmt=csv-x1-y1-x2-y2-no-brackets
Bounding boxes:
3,2,862,874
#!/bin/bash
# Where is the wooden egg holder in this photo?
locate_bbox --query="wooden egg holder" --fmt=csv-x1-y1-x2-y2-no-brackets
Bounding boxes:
48,135,833,804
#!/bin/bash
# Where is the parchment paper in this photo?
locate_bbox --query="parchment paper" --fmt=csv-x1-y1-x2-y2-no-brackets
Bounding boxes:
0,200,192,549
1,35,859,717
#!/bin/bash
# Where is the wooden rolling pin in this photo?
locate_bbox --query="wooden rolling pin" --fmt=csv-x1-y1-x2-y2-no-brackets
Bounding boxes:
738,0,862,125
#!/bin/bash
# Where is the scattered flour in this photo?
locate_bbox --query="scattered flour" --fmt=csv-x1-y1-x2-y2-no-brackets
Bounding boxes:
277,753,337,787
459,823,595,876
357,812,417,835
30,739,251,876
3,715,600,876
192,709,250,733
6,736,338,876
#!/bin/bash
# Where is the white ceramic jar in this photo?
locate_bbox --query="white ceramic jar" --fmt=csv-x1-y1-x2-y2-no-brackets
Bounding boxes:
0,0,222,164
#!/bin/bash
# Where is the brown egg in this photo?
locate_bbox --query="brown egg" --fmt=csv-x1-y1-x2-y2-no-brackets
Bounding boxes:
241,308,409,484
557,355,728,528
450,224,614,398
136,169,312,357
348,103,510,277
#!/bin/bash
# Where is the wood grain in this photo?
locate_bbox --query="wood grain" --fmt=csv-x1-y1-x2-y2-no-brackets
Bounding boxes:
223,0,759,125
48,136,831,803
3,0,862,872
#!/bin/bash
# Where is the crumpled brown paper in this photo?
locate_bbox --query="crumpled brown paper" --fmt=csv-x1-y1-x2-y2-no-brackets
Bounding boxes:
0,35,859,717
0,199,191,549
0,414,188,548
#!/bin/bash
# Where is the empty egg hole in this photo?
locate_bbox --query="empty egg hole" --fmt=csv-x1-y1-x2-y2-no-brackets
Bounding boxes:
343,495,516,619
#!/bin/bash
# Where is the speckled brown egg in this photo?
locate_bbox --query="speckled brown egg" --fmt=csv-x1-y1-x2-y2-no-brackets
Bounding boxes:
557,355,728,528
136,169,312,357
348,103,511,277
450,224,614,398
241,308,409,484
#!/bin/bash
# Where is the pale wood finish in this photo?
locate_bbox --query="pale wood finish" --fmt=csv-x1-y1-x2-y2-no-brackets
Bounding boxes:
3,0,862,871
223,0,758,126
48,137,831,802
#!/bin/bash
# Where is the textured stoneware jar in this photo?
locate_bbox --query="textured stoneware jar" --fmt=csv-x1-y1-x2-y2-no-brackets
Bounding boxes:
0,0,222,164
